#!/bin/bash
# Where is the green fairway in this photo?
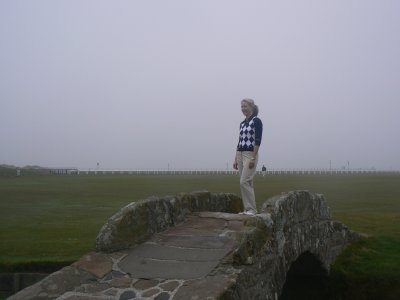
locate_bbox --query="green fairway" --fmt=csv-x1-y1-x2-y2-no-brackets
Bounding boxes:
0,173,399,264
0,174,244,265
0,173,399,298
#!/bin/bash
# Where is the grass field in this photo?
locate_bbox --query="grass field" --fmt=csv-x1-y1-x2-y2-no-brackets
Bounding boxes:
1,173,399,298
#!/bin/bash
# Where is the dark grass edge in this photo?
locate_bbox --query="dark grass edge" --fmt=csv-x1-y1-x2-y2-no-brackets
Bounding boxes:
0,261,73,273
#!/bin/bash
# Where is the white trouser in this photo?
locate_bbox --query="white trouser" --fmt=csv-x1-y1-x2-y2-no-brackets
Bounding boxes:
236,151,258,213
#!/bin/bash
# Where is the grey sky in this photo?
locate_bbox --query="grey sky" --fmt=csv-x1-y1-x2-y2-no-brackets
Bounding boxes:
1,0,399,170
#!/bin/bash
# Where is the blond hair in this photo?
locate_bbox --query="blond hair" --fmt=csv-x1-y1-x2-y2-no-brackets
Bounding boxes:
241,98,259,116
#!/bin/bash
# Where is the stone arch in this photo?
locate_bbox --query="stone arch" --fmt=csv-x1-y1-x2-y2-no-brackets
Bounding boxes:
228,190,359,299
286,251,328,278
279,251,330,300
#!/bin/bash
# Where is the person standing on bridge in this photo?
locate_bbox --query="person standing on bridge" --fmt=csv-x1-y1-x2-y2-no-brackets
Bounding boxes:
233,98,263,216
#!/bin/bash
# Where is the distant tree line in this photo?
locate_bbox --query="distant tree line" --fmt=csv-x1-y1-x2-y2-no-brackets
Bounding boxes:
0,164,51,177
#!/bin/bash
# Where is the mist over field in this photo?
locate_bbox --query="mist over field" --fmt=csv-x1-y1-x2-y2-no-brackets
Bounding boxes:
1,1,400,171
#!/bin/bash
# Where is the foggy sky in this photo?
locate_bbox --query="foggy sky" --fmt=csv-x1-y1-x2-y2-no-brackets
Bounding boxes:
1,1,400,171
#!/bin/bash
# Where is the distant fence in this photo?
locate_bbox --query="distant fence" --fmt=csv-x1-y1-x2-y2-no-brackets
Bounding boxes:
5,168,398,177
75,169,400,176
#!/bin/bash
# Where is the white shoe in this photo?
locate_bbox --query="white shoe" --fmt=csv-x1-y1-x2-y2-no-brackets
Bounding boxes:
243,211,257,216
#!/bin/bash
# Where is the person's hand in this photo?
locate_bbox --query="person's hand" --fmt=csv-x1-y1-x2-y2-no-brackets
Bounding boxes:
233,161,238,170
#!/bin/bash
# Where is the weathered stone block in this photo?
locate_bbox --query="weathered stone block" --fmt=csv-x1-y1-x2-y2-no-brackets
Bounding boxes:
74,252,113,279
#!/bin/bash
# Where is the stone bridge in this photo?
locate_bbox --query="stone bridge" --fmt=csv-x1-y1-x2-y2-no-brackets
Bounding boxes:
9,190,359,300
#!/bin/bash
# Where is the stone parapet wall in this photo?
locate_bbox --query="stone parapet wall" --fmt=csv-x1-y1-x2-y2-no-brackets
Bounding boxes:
96,191,243,252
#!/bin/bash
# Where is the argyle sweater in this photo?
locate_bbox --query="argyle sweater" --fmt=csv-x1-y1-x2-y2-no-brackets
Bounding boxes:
237,114,263,151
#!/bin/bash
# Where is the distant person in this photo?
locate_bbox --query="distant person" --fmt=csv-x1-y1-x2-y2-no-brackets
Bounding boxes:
233,98,263,216
262,165,267,176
